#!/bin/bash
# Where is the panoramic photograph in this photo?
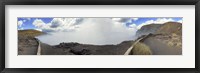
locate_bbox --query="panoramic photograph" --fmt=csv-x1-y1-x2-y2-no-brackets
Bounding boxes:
18,17,182,55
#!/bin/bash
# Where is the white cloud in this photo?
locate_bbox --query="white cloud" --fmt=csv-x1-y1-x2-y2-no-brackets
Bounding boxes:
50,18,63,28
111,18,138,25
35,29,42,31
18,27,24,30
129,23,137,28
33,19,46,28
33,18,83,32
18,20,23,27
177,20,183,23
26,18,31,21
33,17,182,45
36,18,138,45
137,18,176,29
112,18,132,23
112,18,125,22
132,18,138,21
23,20,26,22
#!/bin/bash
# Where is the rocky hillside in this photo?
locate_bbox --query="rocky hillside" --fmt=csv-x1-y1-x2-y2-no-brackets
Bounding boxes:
154,22,182,48
133,22,182,55
136,22,181,36
18,29,43,55
156,22,182,35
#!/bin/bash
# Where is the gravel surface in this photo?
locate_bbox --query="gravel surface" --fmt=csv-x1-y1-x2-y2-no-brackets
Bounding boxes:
18,36,38,55
142,36,182,55
40,41,133,55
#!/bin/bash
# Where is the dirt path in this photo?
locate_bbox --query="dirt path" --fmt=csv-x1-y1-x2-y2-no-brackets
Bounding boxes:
124,35,148,55
36,40,41,55
142,37,182,55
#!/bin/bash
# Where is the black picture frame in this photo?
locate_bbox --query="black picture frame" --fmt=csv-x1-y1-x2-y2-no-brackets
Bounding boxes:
0,0,199,73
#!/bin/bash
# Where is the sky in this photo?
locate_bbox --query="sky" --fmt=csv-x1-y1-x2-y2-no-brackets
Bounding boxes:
18,17,182,31
18,17,182,45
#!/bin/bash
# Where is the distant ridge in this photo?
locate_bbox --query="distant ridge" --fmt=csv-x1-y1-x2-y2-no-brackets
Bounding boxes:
136,24,162,37
136,22,182,37
18,29,44,37
156,22,182,35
